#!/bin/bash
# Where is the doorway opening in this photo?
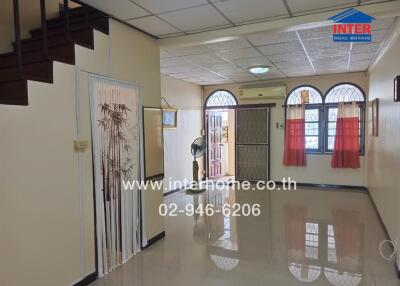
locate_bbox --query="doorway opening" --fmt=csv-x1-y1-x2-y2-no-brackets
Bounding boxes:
205,90,237,182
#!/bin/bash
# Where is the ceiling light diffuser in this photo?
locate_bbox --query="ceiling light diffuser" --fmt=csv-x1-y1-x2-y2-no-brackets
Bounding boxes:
249,66,270,75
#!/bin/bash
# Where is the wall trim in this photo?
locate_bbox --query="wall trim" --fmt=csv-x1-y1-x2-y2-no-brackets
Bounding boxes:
73,272,97,286
142,231,166,249
164,188,182,197
274,181,368,192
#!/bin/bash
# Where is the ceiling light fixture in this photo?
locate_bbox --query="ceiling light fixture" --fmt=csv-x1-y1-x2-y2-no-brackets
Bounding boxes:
249,66,270,75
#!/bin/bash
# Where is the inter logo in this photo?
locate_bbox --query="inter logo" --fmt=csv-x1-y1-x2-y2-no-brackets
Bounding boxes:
329,8,375,42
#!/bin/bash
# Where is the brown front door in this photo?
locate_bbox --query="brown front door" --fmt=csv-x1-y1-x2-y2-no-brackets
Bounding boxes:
207,110,223,179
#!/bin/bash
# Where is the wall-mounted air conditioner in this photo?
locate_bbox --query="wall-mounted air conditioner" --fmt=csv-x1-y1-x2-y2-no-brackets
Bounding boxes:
238,84,287,100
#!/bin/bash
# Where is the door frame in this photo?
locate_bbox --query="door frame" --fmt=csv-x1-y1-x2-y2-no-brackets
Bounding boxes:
234,104,275,182
203,90,276,180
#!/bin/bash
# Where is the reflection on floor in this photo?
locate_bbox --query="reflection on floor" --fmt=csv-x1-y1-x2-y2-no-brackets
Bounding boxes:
90,187,398,286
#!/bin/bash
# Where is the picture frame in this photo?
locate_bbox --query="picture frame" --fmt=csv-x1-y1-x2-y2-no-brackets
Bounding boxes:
163,108,178,129
372,98,379,137
395,75,400,102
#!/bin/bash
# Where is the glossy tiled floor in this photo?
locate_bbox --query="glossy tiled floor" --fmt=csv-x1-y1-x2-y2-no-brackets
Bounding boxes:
90,187,399,286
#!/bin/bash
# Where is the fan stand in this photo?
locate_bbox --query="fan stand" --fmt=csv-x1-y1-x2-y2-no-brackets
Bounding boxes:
186,158,206,193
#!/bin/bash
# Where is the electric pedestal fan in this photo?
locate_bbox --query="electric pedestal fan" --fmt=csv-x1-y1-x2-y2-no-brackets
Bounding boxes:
187,136,206,193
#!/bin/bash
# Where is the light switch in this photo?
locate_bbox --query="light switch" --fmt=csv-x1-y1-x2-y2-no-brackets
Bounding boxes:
74,140,89,152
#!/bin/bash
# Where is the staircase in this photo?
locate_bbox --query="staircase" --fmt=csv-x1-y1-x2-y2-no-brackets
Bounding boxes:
0,3,109,106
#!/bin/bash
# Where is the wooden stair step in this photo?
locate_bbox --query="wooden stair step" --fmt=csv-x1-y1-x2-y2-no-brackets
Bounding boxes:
30,14,109,38
0,60,53,84
0,80,28,106
0,43,75,69
13,27,94,53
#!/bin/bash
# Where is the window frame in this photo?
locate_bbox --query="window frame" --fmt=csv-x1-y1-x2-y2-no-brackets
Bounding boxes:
205,89,238,108
323,83,366,155
285,83,366,155
305,104,324,154
285,85,324,154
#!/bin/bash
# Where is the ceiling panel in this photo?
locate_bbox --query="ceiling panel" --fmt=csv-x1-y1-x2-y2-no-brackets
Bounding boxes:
158,5,231,31
206,39,252,52
297,25,332,40
268,51,309,63
160,57,189,67
371,29,390,43
372,18,395,30
257,41,303,56
166,45,210,56
351,52,377,61
313,56,348,70
248,31,298,46
216,47,263,60
132,0,208,14
352,42,381,53
233,56,272,69
303,37,350,50
159,16,396,85
308,47,350,61
286,0,356,14
127,16,180,36
213,0,289,23
81,0,150,20
234,76,259,83
182,53,228,64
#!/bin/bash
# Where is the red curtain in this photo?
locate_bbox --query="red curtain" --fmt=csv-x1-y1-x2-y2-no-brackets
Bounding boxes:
283,105,306,166
331,102,360,168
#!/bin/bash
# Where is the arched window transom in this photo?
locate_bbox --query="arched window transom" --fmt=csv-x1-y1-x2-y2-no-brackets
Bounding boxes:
325,84,365,103
206,90,237,107
286,86,323,105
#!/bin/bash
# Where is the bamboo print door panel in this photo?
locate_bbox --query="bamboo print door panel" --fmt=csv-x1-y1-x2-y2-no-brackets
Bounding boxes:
207,111,223,179
236,107,270,181
90,76,142,276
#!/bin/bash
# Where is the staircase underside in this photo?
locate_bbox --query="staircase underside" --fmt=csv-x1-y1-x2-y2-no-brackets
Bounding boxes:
0,5,109,106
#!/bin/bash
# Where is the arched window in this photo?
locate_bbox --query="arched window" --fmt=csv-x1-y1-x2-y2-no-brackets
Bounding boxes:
324,84,365,153
286,86,323,152
206,90,237,107
286,86,323,105
325,83,365,103
284,83,366,154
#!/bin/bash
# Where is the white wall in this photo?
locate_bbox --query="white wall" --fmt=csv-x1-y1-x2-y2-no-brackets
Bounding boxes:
0,19,163,286
204,72,368,186
367,28,400,254
161,75,203,192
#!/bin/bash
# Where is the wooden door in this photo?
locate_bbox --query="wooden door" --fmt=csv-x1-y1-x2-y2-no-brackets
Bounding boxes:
207,111,223,179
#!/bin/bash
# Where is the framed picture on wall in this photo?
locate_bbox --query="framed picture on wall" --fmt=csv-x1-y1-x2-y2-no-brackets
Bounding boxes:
395,75,400,102
372,98,379,137
163,109,178,129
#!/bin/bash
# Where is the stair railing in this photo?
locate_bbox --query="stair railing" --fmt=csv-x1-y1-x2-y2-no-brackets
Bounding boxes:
13,0,22,77
64,0,70,41
40,0,48,58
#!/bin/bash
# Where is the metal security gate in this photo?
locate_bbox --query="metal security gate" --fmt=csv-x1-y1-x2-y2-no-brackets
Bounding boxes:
235,106,271,182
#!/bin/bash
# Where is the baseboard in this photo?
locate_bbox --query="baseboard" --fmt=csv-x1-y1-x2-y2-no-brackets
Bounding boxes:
73,272,97,286
274,181,368,192
142,231,165,249
164,188,182,197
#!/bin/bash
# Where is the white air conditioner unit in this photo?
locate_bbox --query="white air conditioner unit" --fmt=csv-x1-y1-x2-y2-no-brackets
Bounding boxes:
238,84,287,100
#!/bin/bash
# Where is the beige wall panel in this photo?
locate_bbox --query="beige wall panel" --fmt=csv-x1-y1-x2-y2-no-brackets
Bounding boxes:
367,31,400,251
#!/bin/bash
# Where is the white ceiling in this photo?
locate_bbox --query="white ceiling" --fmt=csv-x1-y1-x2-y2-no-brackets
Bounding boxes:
79,0,399,85
81,0,395,37
160,17,396,85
